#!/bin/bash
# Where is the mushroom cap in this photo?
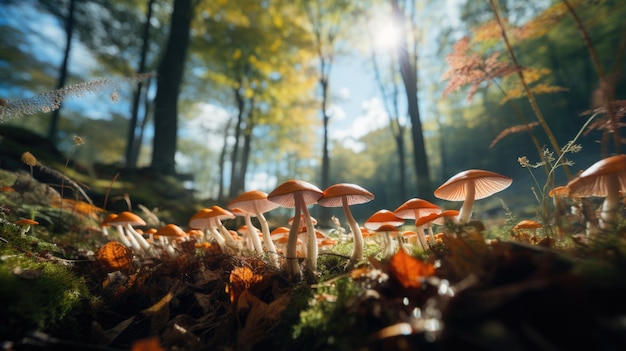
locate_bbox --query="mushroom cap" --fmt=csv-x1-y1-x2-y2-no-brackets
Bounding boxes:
375,223,402,233
434,169,513,201
393,198,441,219
270,226,290,240
567,154,626,197
14,219,39,225
267,179,323,208
106,211,146,227
188,208,214,229
227,190,280,214
155,223,186,237
229,208,249,217
548,186,570,197
317,183,375,207
513,219,543,230
364,209,405,230
208,205,235,220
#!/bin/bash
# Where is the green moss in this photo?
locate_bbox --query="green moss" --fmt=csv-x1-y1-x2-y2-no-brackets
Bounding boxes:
0,230,91,339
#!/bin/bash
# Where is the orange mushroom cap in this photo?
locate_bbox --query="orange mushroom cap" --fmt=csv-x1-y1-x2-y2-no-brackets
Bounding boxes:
317,183,375,207
434,169,513,201
227,190,279,214
155,224,186,237
394,198,441,220
106,211,146,227
364,209,405,230
14,219,39,226
567,154,626,197
267,179,323,208
513,220,543,230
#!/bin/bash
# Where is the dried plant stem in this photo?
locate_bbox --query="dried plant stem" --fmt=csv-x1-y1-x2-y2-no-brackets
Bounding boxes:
489,0,571,180
562,0,620,155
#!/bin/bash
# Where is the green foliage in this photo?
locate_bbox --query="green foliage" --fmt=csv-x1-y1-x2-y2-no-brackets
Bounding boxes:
0,222,91,339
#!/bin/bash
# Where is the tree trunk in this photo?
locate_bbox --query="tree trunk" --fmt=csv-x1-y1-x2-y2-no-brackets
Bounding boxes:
391,0,431,200
238,99,256,194
150,0,192,175
229,85,245,198
47,0,76,144
126,0,155,169
218,118,233,201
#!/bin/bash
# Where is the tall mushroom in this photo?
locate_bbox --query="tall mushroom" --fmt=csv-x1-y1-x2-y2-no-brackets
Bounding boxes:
394,198,442,251
567,154,626,231
267,179,323,277
434,169,513,223
189,208,226,252
318,183,375,267
227,190,280,267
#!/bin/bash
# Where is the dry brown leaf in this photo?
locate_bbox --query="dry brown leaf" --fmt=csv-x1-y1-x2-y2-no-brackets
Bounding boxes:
95,241,133,273
236,291,291,351
388,249,435,289
227,266,264,304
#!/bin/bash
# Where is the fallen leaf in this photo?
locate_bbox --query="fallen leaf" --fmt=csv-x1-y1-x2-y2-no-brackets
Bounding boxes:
131,337,165,351
227,266,263,304
95,241,133,273
388,249,435,288
236,292,291,351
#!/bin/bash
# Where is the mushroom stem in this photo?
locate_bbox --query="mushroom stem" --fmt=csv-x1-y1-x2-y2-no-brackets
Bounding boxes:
115,225,135,249
285,197,303,277
253,202,279,268
342,196,364,266
126,224,151,251
599,175,620,230
458,180,476,223
415,226,429,251
243,214,264,255
300,198,318,273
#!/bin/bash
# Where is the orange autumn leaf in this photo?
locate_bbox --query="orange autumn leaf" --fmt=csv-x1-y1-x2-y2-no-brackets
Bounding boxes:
388,249,435,288
131,337,165,351
95,241,133,273
227,266,263,304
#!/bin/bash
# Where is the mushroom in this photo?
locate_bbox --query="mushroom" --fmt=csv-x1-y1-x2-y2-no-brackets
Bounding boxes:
227,190,280,267
434,169,513,223
13,219,39,235
230,208,264,256
155,223,186,258
318,183,375,268
415,210,459,246
512,219,543,242
364,209,405,258
267,179,323,277
189,208,226,252
394,198,442,251
105,211,149,251
567,154,626,231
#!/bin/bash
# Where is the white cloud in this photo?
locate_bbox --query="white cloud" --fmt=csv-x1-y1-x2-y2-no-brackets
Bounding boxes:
331,97,389,143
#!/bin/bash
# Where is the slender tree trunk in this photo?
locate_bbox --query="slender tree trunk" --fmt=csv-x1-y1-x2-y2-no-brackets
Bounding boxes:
229,85,245,198
47,0,76,144
126,0,155,169
238,100,255,194
151,0,192,175
218,118,233,201
391,0,431,200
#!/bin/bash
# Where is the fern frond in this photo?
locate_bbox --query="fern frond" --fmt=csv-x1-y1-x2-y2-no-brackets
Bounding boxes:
490,122,540,148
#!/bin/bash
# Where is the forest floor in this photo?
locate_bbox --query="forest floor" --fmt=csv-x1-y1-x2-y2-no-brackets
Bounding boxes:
1,128,626,350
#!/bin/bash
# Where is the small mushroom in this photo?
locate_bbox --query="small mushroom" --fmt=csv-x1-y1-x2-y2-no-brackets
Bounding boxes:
434,169,513,223
13,219,39,235
227,190,280,267
394,198,442,251
567,154,626,231
364,210,405,258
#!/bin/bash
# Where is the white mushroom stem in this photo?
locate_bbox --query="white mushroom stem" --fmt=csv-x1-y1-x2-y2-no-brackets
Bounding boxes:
383,231,396,257
415,225,429,251
115,225,135,249
126,224,151,251
342,196,364,265
243,214,264,255
458,181,476,223
599,175,620,230
300,198,318,273
253,202,279,268
206,227,226,251
285,199,303,277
